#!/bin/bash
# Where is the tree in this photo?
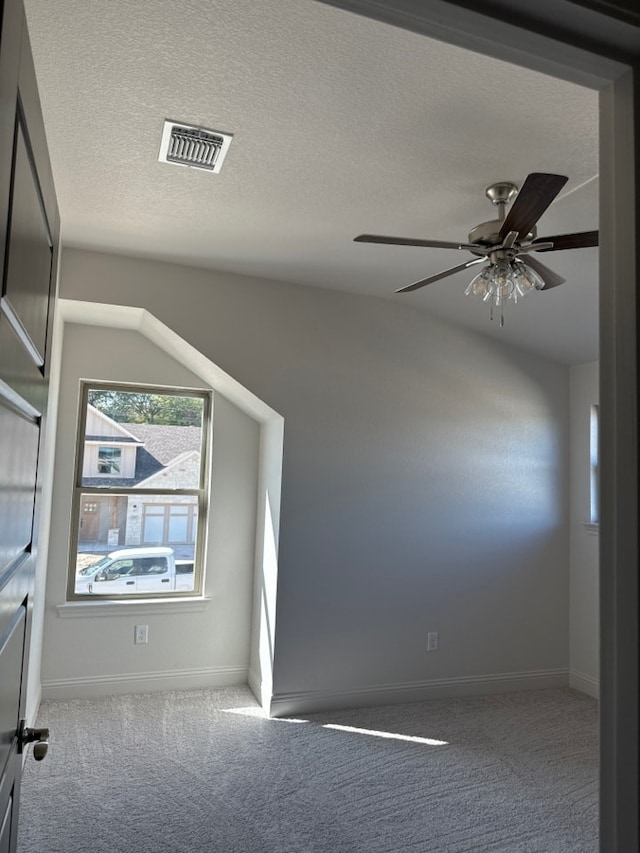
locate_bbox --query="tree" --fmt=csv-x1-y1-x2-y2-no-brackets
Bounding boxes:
88,390,203,426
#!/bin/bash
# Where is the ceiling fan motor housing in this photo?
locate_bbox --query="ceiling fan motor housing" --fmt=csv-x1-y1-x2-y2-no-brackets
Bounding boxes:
468,181,534,250
468,219,537,251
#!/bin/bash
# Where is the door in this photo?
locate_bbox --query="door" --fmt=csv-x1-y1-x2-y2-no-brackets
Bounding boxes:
78,498,100,543
0,1,59,850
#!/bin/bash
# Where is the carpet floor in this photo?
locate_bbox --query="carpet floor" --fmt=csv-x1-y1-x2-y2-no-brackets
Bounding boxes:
18,686,598,852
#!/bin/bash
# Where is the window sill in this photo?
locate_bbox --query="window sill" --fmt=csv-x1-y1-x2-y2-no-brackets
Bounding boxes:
584,522,599,535
57,597,211,618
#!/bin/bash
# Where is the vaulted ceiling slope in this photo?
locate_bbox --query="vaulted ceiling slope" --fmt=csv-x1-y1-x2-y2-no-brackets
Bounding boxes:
24,0,599,365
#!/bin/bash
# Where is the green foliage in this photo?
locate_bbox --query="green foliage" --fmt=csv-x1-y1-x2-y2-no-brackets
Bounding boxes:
88,390,203,426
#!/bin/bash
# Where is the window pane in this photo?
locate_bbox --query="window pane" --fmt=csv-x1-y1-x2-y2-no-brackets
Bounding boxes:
73,492,198,596
71,383,207,600
73,546,195,596
75,494,199,558
82,390,205,489
143,513,164,544
168,517,187,543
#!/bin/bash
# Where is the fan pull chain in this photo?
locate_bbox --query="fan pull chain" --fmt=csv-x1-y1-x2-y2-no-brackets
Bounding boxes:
489,298,506,327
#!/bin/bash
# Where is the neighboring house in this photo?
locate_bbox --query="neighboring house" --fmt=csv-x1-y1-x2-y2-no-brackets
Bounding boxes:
79,405,201,554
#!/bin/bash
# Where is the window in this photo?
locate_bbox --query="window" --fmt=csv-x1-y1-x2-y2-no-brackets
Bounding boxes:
68,383,210,600
142,503,198,544
97,446,121,474
590,404,599,525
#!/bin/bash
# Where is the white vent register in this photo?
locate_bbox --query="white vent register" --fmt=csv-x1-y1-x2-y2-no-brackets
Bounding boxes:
159,120,232,173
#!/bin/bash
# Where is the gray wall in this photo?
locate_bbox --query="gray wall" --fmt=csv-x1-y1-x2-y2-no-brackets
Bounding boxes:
41,322,260,696
56,247,571,710
569,360,599,696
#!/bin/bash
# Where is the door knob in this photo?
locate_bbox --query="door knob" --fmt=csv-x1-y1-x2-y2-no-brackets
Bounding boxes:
18,719,50,760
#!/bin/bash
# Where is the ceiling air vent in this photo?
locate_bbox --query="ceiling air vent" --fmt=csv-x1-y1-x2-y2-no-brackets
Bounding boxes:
159,120,232,173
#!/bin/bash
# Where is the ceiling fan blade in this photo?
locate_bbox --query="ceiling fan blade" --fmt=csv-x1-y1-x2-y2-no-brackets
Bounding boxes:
532,230,599,252
520,254,566,290
396,257,485,293
499,173,568,241
355,234,486,253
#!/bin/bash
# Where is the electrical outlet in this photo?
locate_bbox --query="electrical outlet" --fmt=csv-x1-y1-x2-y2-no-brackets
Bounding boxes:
135,624,149,644
427,631,439,652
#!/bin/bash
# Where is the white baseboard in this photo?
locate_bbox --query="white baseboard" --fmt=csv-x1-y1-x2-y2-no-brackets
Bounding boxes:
40,666,577,709
41,665,248,700
569,669,600,699
269,668,570,717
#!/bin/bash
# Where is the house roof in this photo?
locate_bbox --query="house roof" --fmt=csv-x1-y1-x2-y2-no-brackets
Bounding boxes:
135,449,202,489
82,421,202,488
119,424,202,465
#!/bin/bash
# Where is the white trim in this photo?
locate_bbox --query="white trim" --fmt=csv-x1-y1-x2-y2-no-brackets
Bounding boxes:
58,300,282,423
269,668,569,717
584,522,600,534
84,439,143,445
57,299,284,706
56,597,212,617
41,665,248,700
569,669,600,699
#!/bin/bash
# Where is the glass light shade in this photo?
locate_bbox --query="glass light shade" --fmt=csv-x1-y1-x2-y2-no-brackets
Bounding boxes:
464,258,543,325
464,267,493,299
511,260,545,296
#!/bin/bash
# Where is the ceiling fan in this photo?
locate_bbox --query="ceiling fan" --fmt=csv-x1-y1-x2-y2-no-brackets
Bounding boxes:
354,173,598,325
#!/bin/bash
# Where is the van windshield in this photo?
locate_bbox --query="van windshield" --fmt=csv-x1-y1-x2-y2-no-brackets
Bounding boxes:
78,556,111,576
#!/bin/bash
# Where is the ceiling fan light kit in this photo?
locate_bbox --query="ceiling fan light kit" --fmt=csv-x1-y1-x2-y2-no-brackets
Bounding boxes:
464,258,544,326
354,172,599,327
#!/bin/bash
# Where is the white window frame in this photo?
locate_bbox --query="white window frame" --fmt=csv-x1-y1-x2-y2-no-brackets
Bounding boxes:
67,381,211,601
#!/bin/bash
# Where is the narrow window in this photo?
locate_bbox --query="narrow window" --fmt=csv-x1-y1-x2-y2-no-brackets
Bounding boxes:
68,383,210,600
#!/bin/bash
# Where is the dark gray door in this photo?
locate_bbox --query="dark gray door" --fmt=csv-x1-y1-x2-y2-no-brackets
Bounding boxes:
0,1,59,850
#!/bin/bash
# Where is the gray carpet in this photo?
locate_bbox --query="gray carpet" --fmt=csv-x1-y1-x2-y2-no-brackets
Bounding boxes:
18,686,598,852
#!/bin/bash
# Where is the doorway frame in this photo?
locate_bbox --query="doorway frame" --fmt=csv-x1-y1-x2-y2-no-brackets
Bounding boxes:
317,1,638,850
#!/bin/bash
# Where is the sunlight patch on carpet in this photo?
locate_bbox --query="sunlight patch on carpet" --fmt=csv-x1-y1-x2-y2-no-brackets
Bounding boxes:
322,723,448,745
222,706,268,718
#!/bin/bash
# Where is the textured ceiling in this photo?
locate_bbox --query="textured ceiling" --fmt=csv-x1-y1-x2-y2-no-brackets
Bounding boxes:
24,0,599,365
